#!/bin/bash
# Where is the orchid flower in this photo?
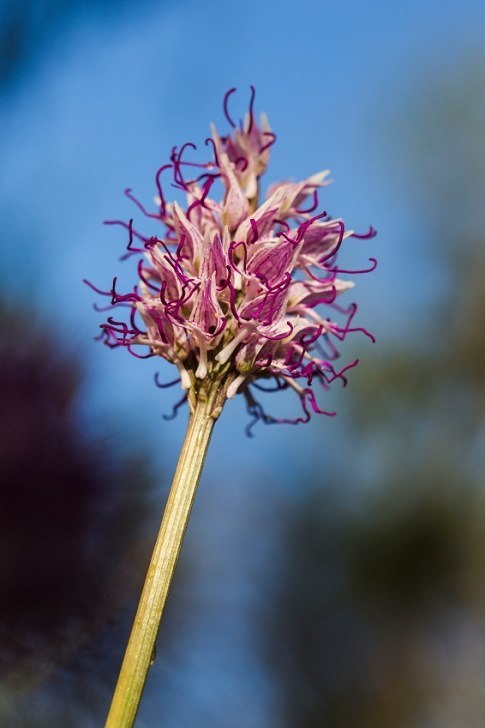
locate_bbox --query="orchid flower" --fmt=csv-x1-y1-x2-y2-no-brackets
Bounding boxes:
92,88,376,727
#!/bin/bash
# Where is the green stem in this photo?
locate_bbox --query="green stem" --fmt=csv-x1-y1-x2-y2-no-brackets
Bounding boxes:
106,391,220,727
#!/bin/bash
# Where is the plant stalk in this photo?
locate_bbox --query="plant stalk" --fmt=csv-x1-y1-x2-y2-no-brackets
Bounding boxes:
106,391,220,727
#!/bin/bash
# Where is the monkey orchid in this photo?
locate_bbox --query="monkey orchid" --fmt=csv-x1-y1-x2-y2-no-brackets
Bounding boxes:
88,87,376,727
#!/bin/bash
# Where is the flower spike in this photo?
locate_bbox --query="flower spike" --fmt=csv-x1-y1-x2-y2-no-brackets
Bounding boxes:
98,93,377,723
88,88,376,430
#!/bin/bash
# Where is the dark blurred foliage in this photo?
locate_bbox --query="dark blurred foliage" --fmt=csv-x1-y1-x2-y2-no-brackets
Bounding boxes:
0,300,160,725
0,0,155,92
261,62,485,727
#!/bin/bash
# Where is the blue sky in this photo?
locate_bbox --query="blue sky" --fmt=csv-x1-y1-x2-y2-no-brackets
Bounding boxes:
3,0,483,458
1,0,484,723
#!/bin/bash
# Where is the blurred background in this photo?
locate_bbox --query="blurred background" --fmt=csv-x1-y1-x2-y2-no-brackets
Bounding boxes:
0,0,484,726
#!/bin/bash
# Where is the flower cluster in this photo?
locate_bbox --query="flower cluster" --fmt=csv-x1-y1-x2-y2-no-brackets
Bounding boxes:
87,88,376,433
